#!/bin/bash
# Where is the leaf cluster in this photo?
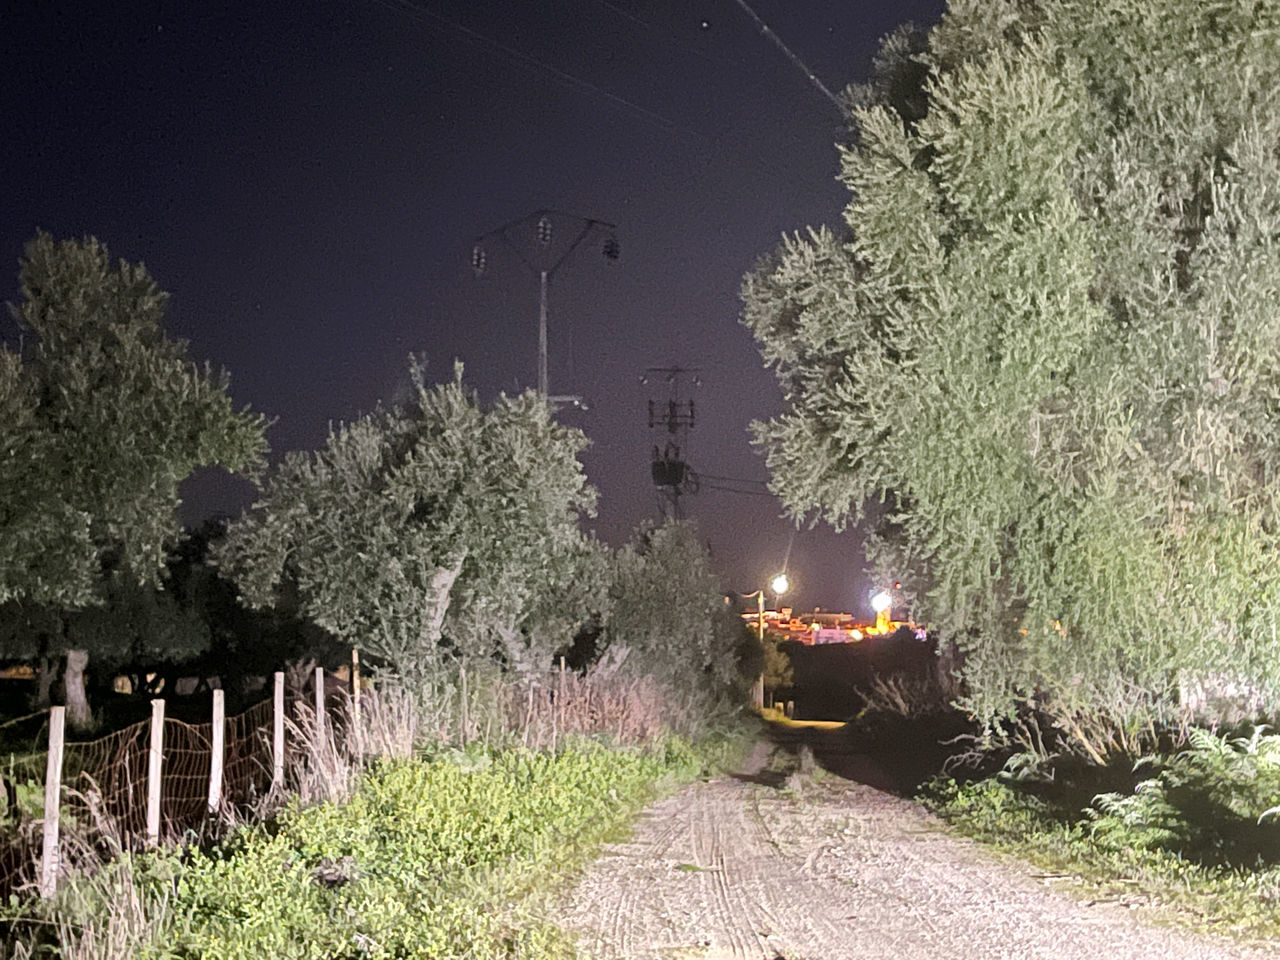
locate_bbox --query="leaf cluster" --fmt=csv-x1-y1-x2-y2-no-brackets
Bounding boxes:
605,519,751,700
1089,726,1280,867
924,743,1280,939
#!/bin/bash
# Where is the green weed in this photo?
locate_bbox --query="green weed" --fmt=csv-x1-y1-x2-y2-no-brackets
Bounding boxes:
921,729,1280,943
8,733,743,959
1088,726,1280,867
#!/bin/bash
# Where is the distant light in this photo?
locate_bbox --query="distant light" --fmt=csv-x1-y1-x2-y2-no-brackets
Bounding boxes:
537,215,553,245
870,591,892,614
471,244,487,277
770,573,791,595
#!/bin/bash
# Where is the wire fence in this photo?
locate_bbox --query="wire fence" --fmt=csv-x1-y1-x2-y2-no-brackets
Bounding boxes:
0,653,690,903
57,697,277,844
0,676,313,901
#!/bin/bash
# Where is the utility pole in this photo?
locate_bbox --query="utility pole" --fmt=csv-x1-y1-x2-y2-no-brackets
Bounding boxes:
472,209,619,404
642,365,701,519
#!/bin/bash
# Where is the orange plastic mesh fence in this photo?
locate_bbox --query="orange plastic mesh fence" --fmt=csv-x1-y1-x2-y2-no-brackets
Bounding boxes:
0,695,282,898
223,698,276,809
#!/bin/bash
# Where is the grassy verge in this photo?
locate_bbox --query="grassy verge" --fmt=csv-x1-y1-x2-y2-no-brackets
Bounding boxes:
921,739,1280,943
10,730,752,959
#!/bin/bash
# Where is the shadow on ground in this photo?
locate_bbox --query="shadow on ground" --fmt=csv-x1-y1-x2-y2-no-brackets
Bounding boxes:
761,710,980,797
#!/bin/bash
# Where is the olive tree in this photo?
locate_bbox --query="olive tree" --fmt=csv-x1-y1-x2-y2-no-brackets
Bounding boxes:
743,0,1280,756
0,234,266,724
218,363,596,687
604,520,747,701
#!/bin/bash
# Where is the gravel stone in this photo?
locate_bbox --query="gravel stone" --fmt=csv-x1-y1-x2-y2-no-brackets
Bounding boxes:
559,741,1279,960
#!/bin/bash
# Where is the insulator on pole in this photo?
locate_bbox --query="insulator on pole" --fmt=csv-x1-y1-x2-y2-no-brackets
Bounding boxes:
537,215,553,245
603,234,620,261
471,244,487,277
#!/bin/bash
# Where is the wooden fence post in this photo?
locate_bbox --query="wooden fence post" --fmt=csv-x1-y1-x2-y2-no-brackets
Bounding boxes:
272,671,285,793
207,688,225,814
146,698,164,847
557,656,566,749
523,682,534,749
314,665,326,754
350,648,361,751
459,665,469,747
39,706,65,899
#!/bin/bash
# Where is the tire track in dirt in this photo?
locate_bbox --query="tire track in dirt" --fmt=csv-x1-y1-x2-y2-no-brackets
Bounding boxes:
558,740,1280,960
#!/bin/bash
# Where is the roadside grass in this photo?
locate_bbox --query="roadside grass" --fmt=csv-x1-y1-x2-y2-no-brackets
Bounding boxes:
7,728,752,959
920,726,1280,943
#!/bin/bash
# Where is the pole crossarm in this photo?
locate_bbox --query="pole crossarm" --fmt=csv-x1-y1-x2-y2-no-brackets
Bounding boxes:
471,208,618,399
473,209,616,277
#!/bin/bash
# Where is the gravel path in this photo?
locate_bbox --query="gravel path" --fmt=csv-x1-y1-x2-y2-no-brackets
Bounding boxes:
560,740,1279,960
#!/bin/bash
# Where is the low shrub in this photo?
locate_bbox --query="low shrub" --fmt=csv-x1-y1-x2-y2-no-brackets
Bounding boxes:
1087,726,1280,867
921,729,1280,941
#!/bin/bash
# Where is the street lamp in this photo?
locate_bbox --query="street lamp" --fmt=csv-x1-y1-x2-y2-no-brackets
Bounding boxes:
471,209,619,402
748,573,793,642
870,589,892,633
744,573,791,710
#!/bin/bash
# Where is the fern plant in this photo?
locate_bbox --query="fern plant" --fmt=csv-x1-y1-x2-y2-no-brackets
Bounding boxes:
1088,727,1280,866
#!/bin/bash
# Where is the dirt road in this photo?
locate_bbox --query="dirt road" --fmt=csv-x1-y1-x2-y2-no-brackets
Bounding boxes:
560,739,1278,960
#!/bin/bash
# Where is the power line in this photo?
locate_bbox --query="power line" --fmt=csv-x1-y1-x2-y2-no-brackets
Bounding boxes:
365,0,833,191
702,482,777,498
370,0,690,135
728,0,847,116
698,472,769,487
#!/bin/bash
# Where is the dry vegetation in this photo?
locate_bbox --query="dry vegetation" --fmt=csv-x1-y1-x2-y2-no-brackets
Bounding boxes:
1,663,744,960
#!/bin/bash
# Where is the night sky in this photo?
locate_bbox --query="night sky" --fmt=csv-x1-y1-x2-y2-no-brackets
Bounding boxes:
2,0,945,614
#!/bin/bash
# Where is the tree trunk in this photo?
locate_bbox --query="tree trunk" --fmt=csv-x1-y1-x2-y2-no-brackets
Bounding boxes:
422,551,467,647
63,649,92,730
498,624,535,674
34,657,55,709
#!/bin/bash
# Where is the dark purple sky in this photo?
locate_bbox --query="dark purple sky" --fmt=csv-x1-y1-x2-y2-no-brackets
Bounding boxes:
1,0,945,615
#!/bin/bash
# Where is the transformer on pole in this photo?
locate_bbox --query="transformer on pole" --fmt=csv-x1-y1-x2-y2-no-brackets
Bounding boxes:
641,366,701,519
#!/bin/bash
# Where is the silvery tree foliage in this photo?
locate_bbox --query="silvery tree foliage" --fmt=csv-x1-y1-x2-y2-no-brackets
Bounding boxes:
606,520,744,699
0,233,266,724
743,0,1280,753
219,363,597,685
